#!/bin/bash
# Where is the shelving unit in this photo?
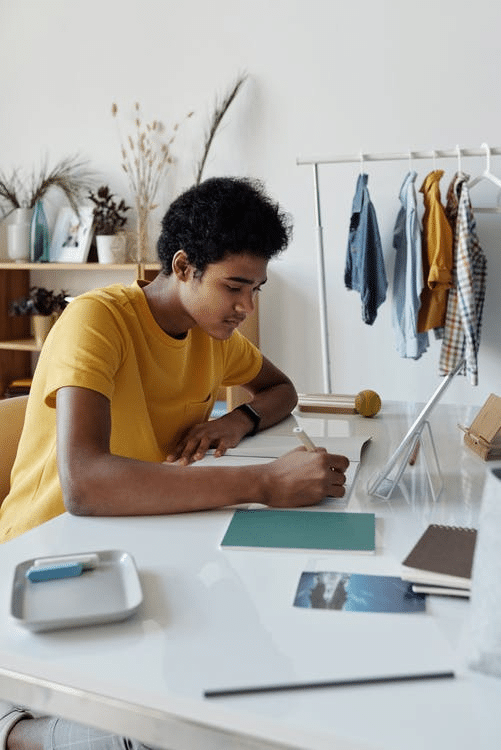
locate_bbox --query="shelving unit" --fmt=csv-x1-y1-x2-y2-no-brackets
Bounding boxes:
0,261,158,396
0,261,258,407
0,339,40,352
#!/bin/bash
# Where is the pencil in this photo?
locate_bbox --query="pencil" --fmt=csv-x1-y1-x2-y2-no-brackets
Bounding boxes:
408,440,420,466
293,427,317,452
203,670,456,698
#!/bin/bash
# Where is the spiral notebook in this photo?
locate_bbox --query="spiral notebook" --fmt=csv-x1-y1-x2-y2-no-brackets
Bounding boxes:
401,524,477,590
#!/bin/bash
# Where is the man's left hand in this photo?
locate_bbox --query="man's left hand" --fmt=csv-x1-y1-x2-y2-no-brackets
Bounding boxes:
164,410,251,465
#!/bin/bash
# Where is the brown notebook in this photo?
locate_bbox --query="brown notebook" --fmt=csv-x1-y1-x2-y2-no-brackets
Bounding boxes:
401,524,477,590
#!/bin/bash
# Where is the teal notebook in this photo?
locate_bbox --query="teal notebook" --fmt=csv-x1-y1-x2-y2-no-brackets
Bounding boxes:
221,510,375,553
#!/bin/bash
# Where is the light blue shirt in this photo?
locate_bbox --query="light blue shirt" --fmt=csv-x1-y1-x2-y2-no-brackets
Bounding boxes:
391,171,429,359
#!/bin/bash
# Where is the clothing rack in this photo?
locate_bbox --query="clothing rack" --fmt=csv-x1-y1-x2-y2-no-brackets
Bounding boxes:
296,146,501,166
296,145,501,392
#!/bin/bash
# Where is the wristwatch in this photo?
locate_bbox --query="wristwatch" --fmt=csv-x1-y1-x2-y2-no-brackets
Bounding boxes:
234,402,261,437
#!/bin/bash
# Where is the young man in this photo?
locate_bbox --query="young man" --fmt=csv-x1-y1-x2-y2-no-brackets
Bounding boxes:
1,176,348,543
0,177,348,750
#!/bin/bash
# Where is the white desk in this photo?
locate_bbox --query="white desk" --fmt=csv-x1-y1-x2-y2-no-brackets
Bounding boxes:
1,402,501,750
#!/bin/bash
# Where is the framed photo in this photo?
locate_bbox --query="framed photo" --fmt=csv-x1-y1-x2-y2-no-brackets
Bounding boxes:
50,206,94,262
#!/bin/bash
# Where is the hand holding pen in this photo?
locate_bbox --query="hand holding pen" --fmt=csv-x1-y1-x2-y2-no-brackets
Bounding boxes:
293,427,318,452
257,426,349,508
294,426,349,479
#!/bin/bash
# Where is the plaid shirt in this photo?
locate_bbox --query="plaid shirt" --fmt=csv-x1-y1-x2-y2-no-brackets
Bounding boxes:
439,172,487,385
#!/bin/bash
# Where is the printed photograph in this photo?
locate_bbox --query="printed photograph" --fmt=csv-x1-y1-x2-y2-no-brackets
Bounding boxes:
50,206,94,262
293,571,426,613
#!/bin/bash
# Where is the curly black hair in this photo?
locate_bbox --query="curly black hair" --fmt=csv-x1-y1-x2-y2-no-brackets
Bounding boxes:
156,176,292,275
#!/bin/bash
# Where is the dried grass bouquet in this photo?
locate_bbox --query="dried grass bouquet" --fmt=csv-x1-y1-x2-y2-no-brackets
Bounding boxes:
112,102,193,261
0,155,95,219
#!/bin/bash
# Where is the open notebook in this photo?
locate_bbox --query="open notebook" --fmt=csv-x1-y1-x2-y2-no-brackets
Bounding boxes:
192,431,371,504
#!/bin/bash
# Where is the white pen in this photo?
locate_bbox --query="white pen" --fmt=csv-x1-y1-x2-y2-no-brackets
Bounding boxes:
293,426,317,452
33,553,99,570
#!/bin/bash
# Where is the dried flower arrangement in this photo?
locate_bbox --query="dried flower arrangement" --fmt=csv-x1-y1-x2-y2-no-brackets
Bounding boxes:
0,155,95,220
89,185,130,236
112,102,193,261
194,73,248,185
9,287,69,316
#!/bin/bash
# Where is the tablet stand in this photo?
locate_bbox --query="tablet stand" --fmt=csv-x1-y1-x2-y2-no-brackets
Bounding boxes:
367,360,465,502
367,420,443,502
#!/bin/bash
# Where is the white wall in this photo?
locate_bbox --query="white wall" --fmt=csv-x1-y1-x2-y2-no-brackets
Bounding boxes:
1,0,500,406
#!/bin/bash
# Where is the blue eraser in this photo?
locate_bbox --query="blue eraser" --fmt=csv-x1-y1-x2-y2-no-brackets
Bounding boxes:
25,561,84,582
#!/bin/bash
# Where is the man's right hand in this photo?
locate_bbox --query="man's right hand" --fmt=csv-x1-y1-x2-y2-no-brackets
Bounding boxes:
262,447,349,508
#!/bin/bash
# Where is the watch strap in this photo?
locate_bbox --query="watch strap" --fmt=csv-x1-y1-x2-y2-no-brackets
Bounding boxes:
234,403,261,437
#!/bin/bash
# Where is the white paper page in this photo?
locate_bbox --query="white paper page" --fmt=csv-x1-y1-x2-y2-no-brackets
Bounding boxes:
223,433,371,462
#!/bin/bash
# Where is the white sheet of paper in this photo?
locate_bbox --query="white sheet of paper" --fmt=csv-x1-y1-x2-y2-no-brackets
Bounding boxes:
224,433,370,462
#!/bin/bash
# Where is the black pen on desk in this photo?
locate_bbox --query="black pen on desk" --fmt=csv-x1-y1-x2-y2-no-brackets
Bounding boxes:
293,426,317,452
203,671,456,698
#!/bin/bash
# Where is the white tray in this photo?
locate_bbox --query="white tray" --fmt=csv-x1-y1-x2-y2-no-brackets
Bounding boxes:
11,549,143,632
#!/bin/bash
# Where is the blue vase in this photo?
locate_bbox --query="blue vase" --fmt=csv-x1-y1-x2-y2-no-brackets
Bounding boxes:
31,200,50,262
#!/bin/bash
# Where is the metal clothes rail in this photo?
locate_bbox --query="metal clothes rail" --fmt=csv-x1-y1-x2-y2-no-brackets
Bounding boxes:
296,144,501,392
296,145,501,166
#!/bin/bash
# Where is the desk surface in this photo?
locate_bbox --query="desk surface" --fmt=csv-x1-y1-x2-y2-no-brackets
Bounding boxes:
1,402,501,750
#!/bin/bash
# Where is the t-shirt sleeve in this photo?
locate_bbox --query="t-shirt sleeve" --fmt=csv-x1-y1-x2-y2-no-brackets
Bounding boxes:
43,296,127,407
220,330,262,387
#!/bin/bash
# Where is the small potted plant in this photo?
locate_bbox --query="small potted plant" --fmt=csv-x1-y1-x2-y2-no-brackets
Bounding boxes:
10,286,69,347
89,185,130,263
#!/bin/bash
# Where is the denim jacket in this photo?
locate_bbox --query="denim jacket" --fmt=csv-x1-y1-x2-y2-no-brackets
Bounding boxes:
345,173,387,325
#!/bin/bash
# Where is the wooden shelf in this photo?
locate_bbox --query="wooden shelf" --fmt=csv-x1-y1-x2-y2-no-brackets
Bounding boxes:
0,261,256,406
0,339,40,352
0,262,147,271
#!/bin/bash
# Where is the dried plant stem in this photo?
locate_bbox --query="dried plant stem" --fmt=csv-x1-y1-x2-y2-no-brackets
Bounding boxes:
195,73,248,185
136,202,150,264
0,156,94,218
28,156,95,213
0,170,21,216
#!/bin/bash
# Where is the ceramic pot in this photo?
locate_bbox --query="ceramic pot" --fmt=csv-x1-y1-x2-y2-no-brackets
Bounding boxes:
96,233,127,264
31,313,57,347
7,208,34,262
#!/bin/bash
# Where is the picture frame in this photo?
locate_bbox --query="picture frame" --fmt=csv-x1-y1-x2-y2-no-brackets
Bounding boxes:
50,206,94,263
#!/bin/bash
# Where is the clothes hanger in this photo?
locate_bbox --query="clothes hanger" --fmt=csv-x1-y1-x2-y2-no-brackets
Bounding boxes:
468,143,501,213
456,144,462,174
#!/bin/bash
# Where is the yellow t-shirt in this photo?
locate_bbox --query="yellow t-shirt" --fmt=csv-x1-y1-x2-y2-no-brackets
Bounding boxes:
0,281,262,542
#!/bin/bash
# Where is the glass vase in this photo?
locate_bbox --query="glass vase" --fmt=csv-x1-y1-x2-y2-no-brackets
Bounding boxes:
31,200,50,262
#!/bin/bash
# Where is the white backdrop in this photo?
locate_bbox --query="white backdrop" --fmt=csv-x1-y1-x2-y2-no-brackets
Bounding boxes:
1,0,500,407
